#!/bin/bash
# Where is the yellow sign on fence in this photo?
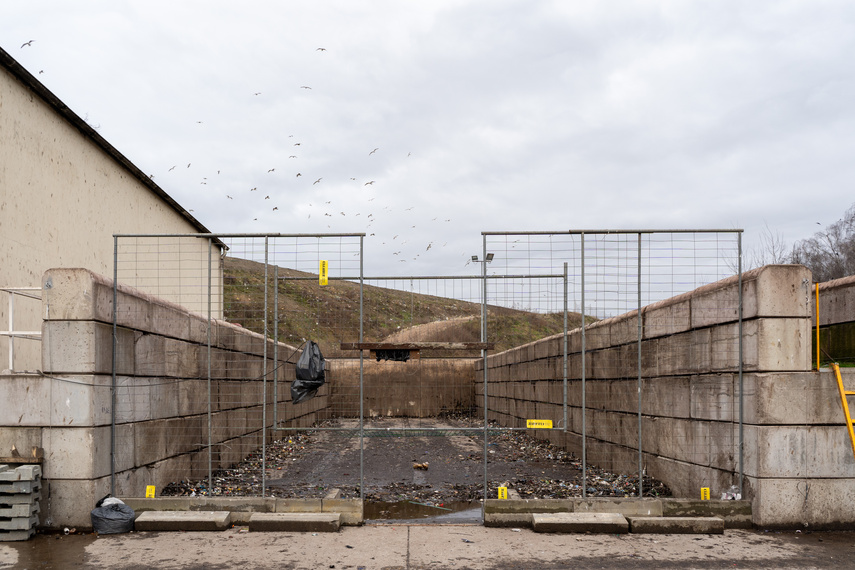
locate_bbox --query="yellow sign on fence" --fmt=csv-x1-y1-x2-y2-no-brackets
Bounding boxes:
319,260,329,286
498,487,508,500
526,419,553,429
145,485,156,498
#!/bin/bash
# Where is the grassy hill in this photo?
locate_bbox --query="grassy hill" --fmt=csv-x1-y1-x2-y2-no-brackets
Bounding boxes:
223,256,591,356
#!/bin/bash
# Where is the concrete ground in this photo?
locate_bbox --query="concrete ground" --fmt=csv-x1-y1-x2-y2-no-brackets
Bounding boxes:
3,526,854,569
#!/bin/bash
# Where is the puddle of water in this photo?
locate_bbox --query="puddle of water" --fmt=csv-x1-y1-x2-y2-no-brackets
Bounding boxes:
364,501,482,525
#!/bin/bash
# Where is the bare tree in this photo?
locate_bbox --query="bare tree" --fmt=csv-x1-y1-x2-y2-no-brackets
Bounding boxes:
791,203,855,282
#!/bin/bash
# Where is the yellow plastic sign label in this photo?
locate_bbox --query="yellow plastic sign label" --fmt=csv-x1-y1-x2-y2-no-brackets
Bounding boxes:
145,485,156,498
526,419,553,429
700,487,710,501
498,487,508,500
319,260,328,286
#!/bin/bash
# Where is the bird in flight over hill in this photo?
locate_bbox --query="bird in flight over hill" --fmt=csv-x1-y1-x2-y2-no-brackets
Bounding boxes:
364,181,375,186
369,148,379,155
314,178,322,184
21,40,34,48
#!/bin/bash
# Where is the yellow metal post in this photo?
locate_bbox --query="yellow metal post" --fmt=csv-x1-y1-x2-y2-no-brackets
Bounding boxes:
832,363,855,460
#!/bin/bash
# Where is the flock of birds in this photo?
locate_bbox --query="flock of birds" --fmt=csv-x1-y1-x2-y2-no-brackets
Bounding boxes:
147,46,458,264
19,39,470,265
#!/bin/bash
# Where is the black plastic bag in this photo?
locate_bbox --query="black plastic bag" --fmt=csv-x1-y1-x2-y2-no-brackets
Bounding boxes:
292,341,325,404
91,494,135,534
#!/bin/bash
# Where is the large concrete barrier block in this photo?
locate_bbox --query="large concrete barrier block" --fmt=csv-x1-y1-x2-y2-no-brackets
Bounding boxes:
42,424,131,479
610,311,640,347
816,275,855,327
751,476,855,529
43,320,134,375
114,376,153,423
42,268,105,321
134,333,166,377
743,371,842,425
178,379,210,417
38,476,111,530
747,265,812,319
583,322,612,351
643,297,691,339
0,427,43,457
151,301,191,342
690,374,736,421
643,376,691,418
738,318,811,372
0,374,51,426
743,424,855,479
645,454,736,502
691,278,740,329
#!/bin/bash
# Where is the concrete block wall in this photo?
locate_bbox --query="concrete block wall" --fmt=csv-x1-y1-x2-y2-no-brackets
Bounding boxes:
0,268,329,529
815,274,855,364
328,357,477,418
477,265,855,528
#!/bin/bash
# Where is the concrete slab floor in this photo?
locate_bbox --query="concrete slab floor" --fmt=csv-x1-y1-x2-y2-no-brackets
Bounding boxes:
3,527,855,569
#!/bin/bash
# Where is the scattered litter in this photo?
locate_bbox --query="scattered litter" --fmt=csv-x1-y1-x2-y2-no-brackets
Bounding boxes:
413,462,429,470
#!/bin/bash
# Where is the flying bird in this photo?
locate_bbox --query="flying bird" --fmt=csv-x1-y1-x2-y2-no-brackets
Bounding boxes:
314,178,322,184
316,47,327,51
21,40,34,48
369,148,379,155
187,163,191,168
296,173,302,177
364,181,375,186
265,195,270,199
273,207,278,211
301,86,312,89
290,155,298,159
226,195,233,199
253,92,261,95
268,168,275,172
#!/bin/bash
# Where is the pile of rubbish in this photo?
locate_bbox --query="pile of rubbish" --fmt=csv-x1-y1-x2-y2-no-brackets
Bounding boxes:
161,416,670,501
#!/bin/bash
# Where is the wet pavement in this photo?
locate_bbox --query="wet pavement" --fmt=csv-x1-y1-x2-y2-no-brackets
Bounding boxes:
4,527,855,569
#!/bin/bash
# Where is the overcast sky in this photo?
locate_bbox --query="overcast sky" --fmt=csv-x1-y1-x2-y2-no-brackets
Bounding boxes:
3,1,855,277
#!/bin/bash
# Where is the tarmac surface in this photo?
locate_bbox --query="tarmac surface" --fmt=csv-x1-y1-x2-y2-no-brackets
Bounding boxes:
3,526,855,569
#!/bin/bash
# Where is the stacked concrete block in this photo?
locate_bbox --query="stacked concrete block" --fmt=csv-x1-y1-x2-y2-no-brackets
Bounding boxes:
473,265,855,528
0,465,41,541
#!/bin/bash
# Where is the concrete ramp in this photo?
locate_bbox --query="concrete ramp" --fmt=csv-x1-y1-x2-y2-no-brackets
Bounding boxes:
248,512,341,532
134,510,232,532
532,512,629,534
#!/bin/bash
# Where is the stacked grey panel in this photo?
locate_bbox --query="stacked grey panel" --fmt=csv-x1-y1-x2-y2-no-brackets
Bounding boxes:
0,465,41,541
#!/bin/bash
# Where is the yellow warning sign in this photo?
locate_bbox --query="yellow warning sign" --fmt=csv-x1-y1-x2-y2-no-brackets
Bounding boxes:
145,485,156,498
498,487,508,500
700,487,710,501
319,260,329,286
526,419,553,429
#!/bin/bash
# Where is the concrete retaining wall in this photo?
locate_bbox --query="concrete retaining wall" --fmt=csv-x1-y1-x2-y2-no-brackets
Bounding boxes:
816,274,855,364
0,268,329,529
328,357,477,418
478,265,855,528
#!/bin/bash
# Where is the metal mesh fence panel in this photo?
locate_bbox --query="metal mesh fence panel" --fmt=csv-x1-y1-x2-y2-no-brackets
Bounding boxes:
480,230,743,500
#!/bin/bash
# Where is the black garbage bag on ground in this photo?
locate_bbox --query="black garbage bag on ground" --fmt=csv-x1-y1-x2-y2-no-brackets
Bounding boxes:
91,494,135,534
292,341,325,404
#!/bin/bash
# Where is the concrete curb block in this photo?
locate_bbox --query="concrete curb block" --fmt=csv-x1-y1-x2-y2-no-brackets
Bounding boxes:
483,512,532,528
248,512,341,532
532,512,629,533
627,516,725,534
120,497,364,526
134,510,232,531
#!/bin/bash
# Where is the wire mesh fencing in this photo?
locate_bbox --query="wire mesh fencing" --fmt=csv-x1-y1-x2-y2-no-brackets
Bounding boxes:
109,229,744,507
480,230,744,499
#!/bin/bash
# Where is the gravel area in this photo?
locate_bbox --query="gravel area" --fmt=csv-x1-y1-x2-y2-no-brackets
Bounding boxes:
161,415,671,504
